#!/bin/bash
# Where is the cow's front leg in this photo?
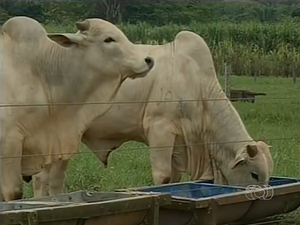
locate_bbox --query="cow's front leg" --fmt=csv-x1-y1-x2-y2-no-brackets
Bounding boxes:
147,119,175,185
170,136,187,183
48,160,69,196
33,160,69,198
0,136,23,201
32,164,51,198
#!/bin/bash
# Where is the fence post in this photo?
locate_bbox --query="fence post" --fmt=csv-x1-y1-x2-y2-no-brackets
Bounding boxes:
293,69,296,84
224,63,231,98
0,44,2,202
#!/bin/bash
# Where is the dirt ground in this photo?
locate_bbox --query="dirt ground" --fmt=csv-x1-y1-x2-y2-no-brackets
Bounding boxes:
229,209,300,225
226,208,300,225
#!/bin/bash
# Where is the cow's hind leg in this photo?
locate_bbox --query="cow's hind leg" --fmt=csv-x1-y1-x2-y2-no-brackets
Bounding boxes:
48,160,69,196
0,190,3,201
147,119,175,185
0,137,23,201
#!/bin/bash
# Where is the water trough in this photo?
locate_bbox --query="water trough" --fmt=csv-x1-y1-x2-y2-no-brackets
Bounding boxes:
0,191,171,225
118,176,300,225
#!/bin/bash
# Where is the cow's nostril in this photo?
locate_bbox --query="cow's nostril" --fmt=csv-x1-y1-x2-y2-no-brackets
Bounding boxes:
145,57,154,69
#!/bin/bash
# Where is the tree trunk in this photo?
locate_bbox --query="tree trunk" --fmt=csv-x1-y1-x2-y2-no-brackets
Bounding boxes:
101,0,122,23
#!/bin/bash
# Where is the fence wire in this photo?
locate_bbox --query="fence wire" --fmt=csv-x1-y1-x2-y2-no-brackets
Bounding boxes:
0,96,298,107
0,136,298,159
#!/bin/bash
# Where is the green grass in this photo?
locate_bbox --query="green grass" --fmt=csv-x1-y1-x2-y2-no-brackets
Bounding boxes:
23,76,300,198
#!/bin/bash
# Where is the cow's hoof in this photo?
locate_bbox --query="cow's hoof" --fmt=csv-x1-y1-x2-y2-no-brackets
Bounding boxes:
4,191,23,201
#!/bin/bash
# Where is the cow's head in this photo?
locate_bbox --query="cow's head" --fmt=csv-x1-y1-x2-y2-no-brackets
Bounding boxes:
225,140,273,187
47,18,154,81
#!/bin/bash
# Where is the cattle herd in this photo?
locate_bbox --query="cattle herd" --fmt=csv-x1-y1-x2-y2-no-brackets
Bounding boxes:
0,16,273,202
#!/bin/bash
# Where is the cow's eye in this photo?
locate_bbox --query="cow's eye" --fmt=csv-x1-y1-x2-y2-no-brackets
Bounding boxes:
251,172,259,181
104,37,116,43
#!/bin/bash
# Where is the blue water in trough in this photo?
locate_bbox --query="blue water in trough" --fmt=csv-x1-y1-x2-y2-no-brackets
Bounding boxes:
268,176,300,186
137,183,246,200
193,176,300,186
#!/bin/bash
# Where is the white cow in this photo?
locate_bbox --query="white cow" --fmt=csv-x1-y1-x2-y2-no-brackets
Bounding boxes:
32,31,274,198
0,16,154,201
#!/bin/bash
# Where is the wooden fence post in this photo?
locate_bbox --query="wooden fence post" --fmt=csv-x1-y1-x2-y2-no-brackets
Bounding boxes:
293,69,297,84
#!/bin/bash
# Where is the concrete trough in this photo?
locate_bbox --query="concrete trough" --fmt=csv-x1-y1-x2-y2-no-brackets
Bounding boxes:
0,191,171,225
118,176,300,225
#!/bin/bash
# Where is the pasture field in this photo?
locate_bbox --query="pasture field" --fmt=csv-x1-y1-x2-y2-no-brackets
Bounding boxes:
23,75,300,197
21,23,300,223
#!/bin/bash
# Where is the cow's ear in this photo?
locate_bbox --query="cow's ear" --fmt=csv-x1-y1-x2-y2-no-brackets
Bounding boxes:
47,33,85,47
246,144,258,158
258,135,267,143
232,154,246,169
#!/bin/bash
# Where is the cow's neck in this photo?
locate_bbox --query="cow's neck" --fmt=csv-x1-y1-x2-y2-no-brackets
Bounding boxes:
202,83,254,184
37,43,90,102
36,43,121,111
27,42,123,162
38,42,123,120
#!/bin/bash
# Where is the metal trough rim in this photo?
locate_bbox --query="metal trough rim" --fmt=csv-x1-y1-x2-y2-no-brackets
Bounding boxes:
117,179,300,210
119,175,300,191
0,201,76,212
0,191,171,224
116,180,242,194
11,190,139,203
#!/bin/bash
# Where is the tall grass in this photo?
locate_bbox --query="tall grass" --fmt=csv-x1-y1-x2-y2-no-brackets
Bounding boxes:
46,19,300,78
